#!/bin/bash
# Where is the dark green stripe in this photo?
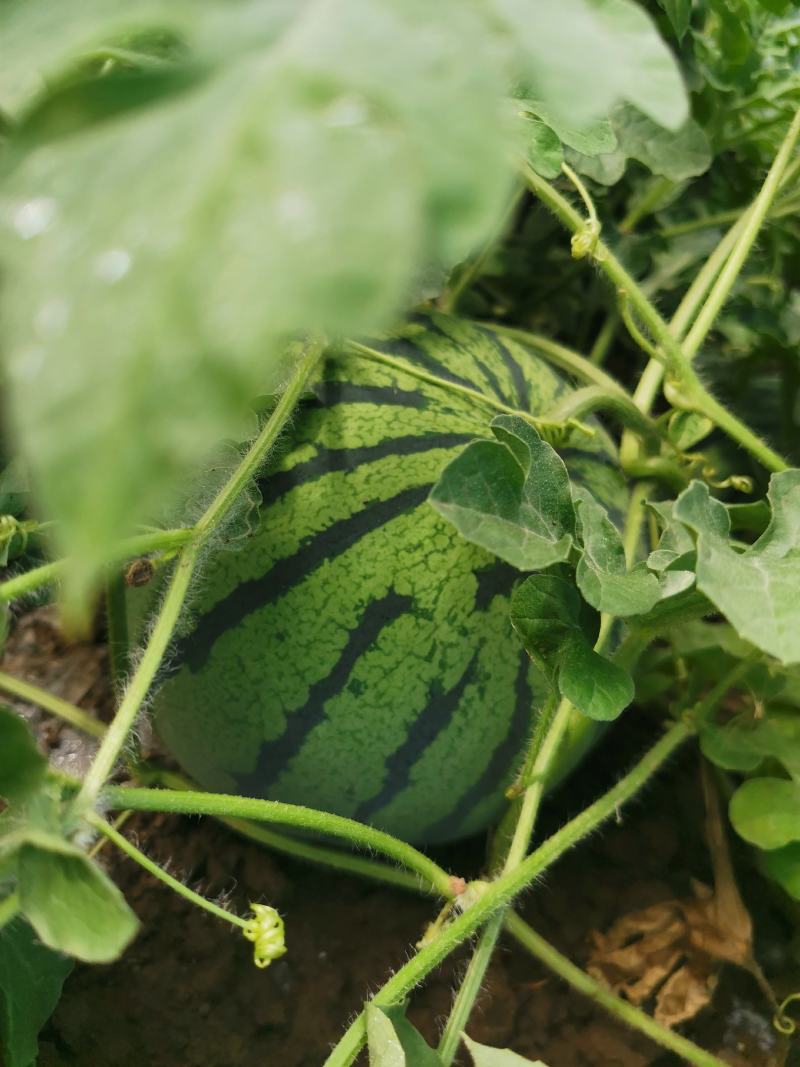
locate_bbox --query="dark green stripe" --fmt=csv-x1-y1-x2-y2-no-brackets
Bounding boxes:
179,484,432,674
257,433,473,510
421,652,533,842
233,591,414,796
353,652,480,823
476,326,530,410
314,380,429,409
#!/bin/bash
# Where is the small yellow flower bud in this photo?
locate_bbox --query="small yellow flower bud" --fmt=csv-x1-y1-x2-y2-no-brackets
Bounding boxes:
243,903,287,970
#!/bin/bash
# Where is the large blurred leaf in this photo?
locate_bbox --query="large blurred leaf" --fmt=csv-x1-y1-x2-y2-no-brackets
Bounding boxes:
0,917,72,1067
429,416,575,570
493,0,687,128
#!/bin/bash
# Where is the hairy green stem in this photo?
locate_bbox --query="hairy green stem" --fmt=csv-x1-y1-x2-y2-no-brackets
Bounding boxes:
102,785,455,899
324,721,691,1066
523,165,789,471
682,106,800,361
439,694,570,1064
76,340,324,810
85,811,247,929
438,913,504,1064
0,527,193,604
504,913,728,1067
0,892,20,932
133,766,426,895
0,670,106,739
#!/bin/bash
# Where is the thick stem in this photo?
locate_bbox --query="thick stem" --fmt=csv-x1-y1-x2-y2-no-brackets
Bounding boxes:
0,670,106,739
132,766,423,894
102,785,455,899
504,913,728,1067
85,811,247,929
75,543,199,808
324,721,691,1067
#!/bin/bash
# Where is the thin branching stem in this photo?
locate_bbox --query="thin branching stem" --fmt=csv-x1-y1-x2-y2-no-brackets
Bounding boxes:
0,670,106,739
85,812,248,928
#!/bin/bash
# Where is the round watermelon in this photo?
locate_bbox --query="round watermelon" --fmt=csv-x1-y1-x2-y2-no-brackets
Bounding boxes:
145,314,627,844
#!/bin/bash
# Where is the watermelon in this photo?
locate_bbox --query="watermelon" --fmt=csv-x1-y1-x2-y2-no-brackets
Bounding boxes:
143,314,627,845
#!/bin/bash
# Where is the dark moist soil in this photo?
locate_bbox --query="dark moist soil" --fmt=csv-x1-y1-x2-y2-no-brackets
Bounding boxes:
4,609,799,1067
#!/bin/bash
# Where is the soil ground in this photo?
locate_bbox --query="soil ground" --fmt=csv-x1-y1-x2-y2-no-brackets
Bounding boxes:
3,608,799,1067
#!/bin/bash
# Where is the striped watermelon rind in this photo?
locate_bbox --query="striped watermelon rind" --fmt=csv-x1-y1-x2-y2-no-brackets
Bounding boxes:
135,313,627,844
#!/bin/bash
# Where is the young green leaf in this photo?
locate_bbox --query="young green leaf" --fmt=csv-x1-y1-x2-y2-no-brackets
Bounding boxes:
674,474,800,664
573,491,660,616
0,917,72,1067
701,711,800,778
0,707,46,804
667,411,714,451
17,843,139,962
760,843,800,900
525,117,564,179
366,1003,443,1066
511,574,633,721
613,105,711,181
429,415,575,571
729,778,800,850
521,101,616,157
463,1033,548,1066
0,0,511,607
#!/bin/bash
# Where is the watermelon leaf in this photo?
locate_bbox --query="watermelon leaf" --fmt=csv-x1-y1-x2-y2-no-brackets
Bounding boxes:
0,917,73,1067
17,842,139,963
510,574,633,721
0,706,46,805
729,778,800,850
463,1033,549,1065
573,490,660,616
428,415,575,571
366,1003,443,1066
674,474,800,664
